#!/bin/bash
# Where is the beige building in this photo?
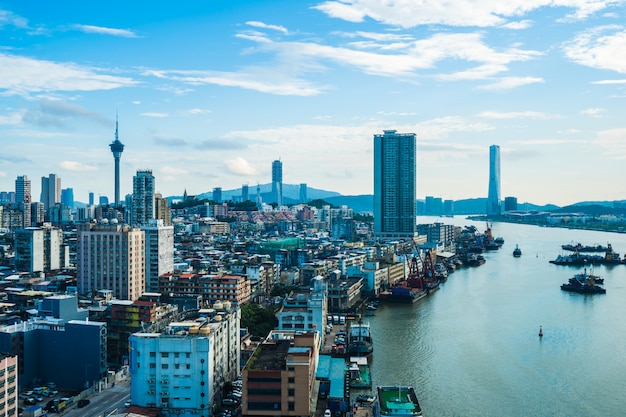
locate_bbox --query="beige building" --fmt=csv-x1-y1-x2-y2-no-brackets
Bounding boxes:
77,221,145,301
0,353,18,417
242,331,319,417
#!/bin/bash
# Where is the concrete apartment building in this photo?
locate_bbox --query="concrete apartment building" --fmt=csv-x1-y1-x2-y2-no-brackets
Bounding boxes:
242,330,319,417
129,304,240,417
14,224,67,273
0,353,18,417
276,277,328,343
142,219,174,294
77,221,145,301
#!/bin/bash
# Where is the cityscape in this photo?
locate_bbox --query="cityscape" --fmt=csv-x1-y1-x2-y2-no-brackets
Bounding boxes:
3,2,626,417
2,123,512,417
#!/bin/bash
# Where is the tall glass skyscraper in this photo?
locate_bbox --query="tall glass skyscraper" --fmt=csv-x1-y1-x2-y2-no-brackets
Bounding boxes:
373,130,417,238
487,144,501,216
271,159,283,206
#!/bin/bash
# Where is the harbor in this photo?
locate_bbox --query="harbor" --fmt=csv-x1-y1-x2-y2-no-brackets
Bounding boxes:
357,217,626,417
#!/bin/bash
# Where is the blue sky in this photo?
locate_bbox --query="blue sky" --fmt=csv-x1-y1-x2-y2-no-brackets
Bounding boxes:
1,1,626,207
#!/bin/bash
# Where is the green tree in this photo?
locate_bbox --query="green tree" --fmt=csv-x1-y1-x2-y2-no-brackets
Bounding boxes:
240,304,278,338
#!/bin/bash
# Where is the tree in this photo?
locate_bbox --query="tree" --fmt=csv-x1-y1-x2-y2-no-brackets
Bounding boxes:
240,304,278,338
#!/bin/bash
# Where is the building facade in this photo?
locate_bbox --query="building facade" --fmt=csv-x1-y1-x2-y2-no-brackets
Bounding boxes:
129,305,240,417
142,219,174,293
487,144,502,216
41,173,61,211
77,222,145,301
0,353,18,417
272,160,283,206
373,130,417,239
14,225,65,273
132,170,156,226
15,175,31,228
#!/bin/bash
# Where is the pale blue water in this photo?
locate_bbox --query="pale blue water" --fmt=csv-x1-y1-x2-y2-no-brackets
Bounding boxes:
367,217,626,417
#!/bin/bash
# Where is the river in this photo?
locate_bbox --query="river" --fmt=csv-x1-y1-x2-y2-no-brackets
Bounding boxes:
366,217,626,417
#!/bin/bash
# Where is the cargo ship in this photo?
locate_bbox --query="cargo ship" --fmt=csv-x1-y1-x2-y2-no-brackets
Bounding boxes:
377,386,422,416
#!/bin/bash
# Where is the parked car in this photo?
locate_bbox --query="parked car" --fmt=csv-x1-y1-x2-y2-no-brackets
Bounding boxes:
124,400,132,408
324,409,332,417
77,399,90,408
222,398,237,406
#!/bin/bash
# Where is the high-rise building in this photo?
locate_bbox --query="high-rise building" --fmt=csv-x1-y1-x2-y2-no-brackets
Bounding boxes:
373,130,417,238
61,187,74,209
15,175,31,228
77,222,145,301
272,159,283,206
131,170,155,226
89,192,95,206
109,116,125,208
155,193,171,226
213,187,222,203
41,173,61,210
241,183,249,202
14,224,66,273
31,201,45,225
504,196,518,212
141,219,174,293
299,183,307,203
487,145,502,216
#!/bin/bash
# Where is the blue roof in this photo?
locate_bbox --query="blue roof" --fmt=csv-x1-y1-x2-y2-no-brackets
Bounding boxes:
317,355,332,380
329,357,346,399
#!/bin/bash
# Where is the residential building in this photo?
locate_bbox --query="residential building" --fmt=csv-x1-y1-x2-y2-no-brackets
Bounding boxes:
327,277,363,313
129,304,240,416
272,159,283,206
132,170,156,226
276,276,327,341
41,173,61,210
106,298,179,367
77,221,145,301
0,353,18,417
30,201,45,225
373,130,417,239
242,184,249,202
487,144,501,216
155,193,171,226
242,330,319,417
204,275,251,305
15,175,31,228
14,224,66,273
142,219,174,293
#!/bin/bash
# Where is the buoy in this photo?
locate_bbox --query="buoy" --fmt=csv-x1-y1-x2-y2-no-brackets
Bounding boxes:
538,325,543,338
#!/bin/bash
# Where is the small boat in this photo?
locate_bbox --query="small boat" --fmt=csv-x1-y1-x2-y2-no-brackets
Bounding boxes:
538,325,543,338
513,245,522,257
348,320,373,357
377,386,422,417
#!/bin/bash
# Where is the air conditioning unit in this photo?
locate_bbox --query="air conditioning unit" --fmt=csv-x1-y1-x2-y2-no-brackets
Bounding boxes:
147,391,155,395
161,380,169,384
148,379,155,384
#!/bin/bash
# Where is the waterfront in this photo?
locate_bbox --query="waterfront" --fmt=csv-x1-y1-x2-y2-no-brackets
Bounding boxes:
367,217,626,417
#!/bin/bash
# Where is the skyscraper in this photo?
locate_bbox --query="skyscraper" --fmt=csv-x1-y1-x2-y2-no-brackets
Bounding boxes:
61,188,74,209
109,116,125,208
131,170,155,226
487,145,501,216
299,183,307,203
373,130,417,239
271,159,283,206
241,183,249,202
213,187,222,203
15,175,31,228
141,219,174,293
41,173,61,210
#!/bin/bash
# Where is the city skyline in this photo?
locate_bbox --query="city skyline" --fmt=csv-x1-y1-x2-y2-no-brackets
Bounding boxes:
2,2,626,206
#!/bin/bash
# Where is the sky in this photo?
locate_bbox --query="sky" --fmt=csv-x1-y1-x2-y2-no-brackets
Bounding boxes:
1,1,626,207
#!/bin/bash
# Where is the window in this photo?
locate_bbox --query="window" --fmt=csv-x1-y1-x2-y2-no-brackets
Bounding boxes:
162,364,169,369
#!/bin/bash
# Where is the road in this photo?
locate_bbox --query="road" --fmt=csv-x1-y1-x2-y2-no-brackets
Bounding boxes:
60,378,131,417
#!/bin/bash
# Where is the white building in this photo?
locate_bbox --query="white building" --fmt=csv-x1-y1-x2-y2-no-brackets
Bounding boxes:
129,303,240,417
14,224,66,273
142,219,174,293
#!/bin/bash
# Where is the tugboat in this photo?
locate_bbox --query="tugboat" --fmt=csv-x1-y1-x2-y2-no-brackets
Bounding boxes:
560,268,606,294
513,245,522,257
348,320,373,357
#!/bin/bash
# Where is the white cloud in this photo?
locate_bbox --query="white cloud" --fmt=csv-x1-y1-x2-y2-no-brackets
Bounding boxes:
186,108,212,115
502,20,533,29
0,111,24,125
141,112,169,118
591,79,626,84
72,24,138,38
476,76,544,90
580,107,606,117
224,157,257,176
161,166,189,175
246,21,288,34
312,0,621,28
0,53,137,96
144,69,322,96
564,26,626,73
59,161,98,171
0,8,28,28
477,110,559,119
